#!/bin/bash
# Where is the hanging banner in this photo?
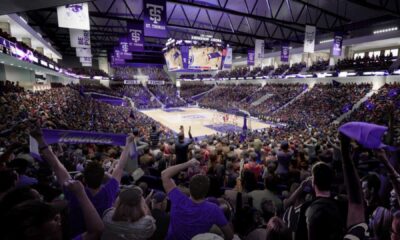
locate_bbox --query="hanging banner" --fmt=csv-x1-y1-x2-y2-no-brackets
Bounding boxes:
281,43,290,62
76,48,92,57
82,62,92,67
127,22,145,52
115,48,132,60
332,33,343,57
111,55,125,66
247,49,255,66
255,39,265,66
57,3,90,30
223,47,233,69
80,56,92,63
304,25,316,53
119,37,130,54
70,29,90,48
144,0,167,38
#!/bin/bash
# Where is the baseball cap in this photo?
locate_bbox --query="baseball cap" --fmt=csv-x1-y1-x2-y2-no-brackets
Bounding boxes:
152,191,166,203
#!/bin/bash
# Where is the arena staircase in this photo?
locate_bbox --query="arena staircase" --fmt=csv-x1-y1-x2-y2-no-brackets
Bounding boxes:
250,94,274,106
271,87,311,113
191,84,217,101
239,85,264,103
333,89,377,124
144,85,165,107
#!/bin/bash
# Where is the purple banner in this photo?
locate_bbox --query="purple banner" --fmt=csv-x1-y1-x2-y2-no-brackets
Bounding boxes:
42,129,127,146
180,46,189,69
111,55,125,66
144,0,167,38
114,48,132,60
127,22,145,52
281,43,290,62
247,49,255,66
332,33,343,57
119,37,130,54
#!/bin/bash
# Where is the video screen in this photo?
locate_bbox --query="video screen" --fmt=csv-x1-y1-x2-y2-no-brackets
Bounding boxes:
188,46,223,70
164,47,183,71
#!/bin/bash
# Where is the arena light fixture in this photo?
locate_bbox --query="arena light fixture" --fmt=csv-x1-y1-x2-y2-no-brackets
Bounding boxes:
373,27,398,34
319,39,333,44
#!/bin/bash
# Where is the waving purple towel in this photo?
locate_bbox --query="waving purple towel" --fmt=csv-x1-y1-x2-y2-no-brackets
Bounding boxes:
339,122,388,149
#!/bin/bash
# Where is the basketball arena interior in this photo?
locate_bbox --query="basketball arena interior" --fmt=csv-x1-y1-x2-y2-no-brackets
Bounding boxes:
1,0,400,239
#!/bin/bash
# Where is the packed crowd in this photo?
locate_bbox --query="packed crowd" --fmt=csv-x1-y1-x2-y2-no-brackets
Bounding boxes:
114,67,139,80
272,64,290,76
269,83,372,127
142,68,170,81
113,85,162,109
307,60,329,73
179,83,215,102
286,62,306,75
240,84,306,119
148,84,186,107
199,84,261,112
1,80,400,240
336,54,395,72
346,82,400,127
71,68,109,78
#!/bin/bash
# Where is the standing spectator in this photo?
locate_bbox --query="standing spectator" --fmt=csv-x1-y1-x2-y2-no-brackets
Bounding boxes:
150,192,170,240
161,159,234,239
175,126,193,164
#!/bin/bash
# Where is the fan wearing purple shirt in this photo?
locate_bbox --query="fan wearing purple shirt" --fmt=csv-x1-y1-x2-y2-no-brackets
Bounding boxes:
161,159,234,240
31,127,131,237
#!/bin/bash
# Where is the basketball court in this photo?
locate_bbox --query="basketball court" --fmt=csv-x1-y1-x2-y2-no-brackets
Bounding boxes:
140,107,272,137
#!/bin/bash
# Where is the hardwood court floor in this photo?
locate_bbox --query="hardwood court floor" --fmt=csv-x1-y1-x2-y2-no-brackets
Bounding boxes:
140,107,271,137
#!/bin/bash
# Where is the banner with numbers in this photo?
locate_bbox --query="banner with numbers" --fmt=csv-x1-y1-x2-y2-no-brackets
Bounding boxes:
144,0,167,38
57,3,90,30
304,25,316,53
281,43,289,62
127,22,144,52
255,39,264,67
70,29,90,48
119,37,130,54
332,33,343,57
247,49,255,66
76,48,92,57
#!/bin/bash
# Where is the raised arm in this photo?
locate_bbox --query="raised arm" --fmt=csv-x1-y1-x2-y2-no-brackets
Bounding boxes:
339,133,364,227
376,149,400,208
112,134,134,183
30,127,71,186
161,159,199,193
64,180,104,240
283,177,311,209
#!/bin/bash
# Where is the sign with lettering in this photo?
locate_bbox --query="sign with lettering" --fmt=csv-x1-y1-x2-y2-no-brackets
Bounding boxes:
144,0,167,38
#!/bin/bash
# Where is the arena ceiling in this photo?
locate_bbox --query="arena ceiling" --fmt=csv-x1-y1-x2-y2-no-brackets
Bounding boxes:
15,0,400,58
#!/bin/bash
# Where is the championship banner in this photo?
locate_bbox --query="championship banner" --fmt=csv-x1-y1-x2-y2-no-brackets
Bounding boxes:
247,49,255,66
82,62,92,67
111,55,125,66
332,33,343,57
119,37,130,53
144,0,167,38
223,47,233,69
57,3,90,30
281,43,290,62
304,25,316,53
115,48,132,60
127,22,145,52
70,29,90,48
76,48,92,57
255,39,265,66
80,56,92,63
